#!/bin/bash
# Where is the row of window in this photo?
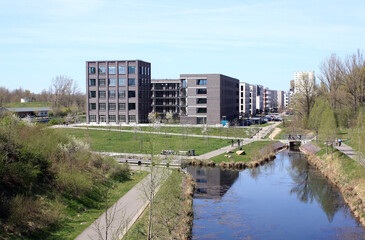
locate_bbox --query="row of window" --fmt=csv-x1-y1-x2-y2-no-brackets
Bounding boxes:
88,66,150,75
89,90,135,99
89,115,136,122
89,78,150,87
90,103,136,111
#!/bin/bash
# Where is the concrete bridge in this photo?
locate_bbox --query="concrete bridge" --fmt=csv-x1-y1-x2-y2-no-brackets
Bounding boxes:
279,134,314,147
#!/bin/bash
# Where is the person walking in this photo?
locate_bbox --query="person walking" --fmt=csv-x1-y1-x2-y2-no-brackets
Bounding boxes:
231,139,234,147
237,139,240,147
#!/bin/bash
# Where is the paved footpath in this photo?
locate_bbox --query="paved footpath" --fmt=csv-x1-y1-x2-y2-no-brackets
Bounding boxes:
195,122,280,160
76,167,166,240
335,143,365,167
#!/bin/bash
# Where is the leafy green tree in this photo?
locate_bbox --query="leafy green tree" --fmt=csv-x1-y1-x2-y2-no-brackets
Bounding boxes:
309,97,329,140
319,107,337,156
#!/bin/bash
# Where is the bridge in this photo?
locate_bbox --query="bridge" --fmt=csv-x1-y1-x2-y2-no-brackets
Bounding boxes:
279,134,315,147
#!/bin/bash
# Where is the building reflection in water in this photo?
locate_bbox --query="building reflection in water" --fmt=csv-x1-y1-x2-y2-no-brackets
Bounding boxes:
187,166,239,199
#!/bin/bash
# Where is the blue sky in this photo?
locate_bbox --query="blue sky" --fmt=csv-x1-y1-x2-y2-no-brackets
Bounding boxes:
1,0,365,93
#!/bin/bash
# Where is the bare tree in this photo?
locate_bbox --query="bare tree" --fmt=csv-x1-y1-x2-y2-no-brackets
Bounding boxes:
319,54,343,109
50,75,80,108
341,50,365,112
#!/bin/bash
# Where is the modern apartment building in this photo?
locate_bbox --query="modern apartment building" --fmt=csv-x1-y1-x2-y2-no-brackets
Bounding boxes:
277,90,285,110
179,74,239,125
239,82,250,117
294,71,315,94
86,60,151,124
255,85,264,114
151,79,180,119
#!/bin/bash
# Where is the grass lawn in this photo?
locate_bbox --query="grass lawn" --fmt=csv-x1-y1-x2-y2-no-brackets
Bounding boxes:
81,125,258,138
2,102,50,108
58,128,232,156
81,125,257,138
210,140,275,163
51,170,148,240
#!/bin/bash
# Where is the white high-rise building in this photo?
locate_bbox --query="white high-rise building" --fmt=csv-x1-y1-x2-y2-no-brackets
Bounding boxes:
294,71,315,94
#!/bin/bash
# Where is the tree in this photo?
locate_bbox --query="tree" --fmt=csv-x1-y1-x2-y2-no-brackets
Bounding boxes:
291,73,317,128
319,54,343,110
319,107,337,156
165,111,173,124
341,50,365,112
309,97,328,140
50,75,80,108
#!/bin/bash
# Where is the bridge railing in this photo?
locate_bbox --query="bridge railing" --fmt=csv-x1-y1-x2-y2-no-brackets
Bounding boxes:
281,134,314,141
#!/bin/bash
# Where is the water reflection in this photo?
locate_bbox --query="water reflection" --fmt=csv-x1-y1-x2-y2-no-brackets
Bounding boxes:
187,166,239,199
288,151,346,222
190,150,365,239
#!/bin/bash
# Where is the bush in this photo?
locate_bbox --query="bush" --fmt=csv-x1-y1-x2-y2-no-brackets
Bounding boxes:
8,195,64,234
55,164,93,197
109,164,130,182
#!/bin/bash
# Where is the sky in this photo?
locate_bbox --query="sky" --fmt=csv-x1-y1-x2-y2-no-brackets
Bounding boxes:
1,0,365,93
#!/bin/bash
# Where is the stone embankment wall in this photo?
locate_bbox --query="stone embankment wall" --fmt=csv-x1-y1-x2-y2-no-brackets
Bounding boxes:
300,143,365,228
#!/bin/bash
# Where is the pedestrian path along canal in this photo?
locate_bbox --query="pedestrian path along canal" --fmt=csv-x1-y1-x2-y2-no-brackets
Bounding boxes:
187,150,365,239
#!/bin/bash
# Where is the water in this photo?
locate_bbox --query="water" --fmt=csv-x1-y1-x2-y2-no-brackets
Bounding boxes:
188,150,365,239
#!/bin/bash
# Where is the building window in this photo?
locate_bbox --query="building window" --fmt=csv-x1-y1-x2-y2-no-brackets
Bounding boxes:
118,78,126,86
99,115,106,122
119,90,125,98
109,78,116,86
98,66,106,74
128,66,135,74
128,103,136,110
128,91,136,98
109,90,116,99
128,78,135,86
119,115,126,122
99,91,106,99
109,115,116,122
196,98,207,104
98,103,106,111
197,89,207,94
119,103,126,110
89,79,96,86
118,66,126,74
89,91,96,98
99,79,106,87
89,103,96,110
129,115,136,122
89,115,96,122
108,66,116,74
197,108,207,113
139,66,142,74
109,103,116,111
89,67,96,74
197,79,207,85
197,117,207,124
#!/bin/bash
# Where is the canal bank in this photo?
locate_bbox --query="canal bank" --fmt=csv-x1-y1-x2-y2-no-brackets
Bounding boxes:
300,143,365,228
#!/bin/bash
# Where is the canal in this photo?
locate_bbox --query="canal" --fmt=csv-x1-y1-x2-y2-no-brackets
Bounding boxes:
187,150,365,239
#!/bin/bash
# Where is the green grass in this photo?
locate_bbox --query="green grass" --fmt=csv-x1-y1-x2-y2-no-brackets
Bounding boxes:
210,140,275,163
123,170,186,240
2,102,50,108
52,170,148,240
80,125,256,138
313,141,365,181
58,128,232,156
